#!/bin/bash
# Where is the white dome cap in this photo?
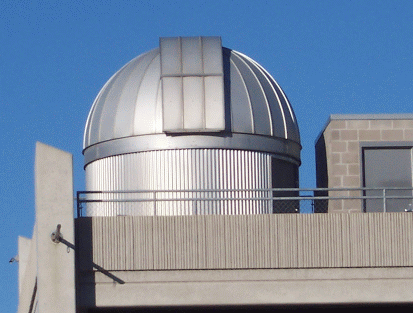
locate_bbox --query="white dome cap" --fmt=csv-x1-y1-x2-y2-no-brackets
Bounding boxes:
83,37,301,166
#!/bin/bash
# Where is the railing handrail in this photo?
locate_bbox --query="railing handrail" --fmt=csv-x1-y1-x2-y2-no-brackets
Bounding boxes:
77,187,413,194
76,187,413,217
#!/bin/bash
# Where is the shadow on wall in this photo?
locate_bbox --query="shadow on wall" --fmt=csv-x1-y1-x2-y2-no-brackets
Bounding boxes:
85,303,413,313
75,218,125,311
314,133,328,213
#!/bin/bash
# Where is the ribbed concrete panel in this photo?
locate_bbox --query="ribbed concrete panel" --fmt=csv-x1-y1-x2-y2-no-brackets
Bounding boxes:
131,216,154,270
85,149,272,216
349,213,371,267
276,214,299,268
76,213,413,271
247,214,271,268
204,215,226,268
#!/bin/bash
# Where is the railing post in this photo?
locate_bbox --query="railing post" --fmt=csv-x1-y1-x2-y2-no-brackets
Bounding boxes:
153,191,157,216
76,191,81,217
383,188,387,213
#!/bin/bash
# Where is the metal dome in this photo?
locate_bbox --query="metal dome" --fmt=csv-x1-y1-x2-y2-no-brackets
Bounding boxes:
83,37,301,166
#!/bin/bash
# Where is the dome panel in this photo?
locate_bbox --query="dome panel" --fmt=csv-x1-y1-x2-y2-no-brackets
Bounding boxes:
250,58,300,143
229,51,272,136
233,51,286,138
113,50,159,138
228,55,254,134
84,49,159,147
133,54,161,135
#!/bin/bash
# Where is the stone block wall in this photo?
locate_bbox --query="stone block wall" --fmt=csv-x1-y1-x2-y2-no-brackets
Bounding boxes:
315,114,413,213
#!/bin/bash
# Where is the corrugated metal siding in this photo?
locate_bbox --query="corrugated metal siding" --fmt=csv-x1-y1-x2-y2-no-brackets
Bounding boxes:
76,213,413,271
85,149,272,216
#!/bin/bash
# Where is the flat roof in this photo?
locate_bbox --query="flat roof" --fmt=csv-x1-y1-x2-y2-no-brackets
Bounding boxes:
329,113,413,120
315,113,413,143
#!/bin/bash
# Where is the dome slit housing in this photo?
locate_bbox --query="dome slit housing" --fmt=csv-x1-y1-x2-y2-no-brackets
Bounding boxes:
83,36,301,216
160,37,225,132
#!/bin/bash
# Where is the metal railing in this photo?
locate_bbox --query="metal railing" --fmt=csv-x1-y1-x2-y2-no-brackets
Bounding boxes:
76,187,413,217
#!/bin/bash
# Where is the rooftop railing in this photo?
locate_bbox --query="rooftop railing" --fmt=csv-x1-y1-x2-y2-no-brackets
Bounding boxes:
76,187,413,217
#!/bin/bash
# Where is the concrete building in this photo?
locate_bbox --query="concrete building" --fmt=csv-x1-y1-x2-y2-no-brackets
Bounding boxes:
316,114,413,213
17,37,413,312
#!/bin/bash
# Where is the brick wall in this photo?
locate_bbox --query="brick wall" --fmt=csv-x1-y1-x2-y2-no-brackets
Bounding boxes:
315,115,413,213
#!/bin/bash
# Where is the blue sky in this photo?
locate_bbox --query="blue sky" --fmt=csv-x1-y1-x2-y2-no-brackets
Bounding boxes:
1,0,413,311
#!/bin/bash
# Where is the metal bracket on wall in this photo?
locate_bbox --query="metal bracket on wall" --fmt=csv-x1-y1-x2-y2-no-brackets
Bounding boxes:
51,224,62,243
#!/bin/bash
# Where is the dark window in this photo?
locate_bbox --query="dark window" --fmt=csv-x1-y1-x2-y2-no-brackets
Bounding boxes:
271,158,299,213
362,147,412,212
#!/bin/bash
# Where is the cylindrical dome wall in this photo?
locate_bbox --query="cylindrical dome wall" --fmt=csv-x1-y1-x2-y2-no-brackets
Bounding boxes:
83,36,301,216
85,149,273,216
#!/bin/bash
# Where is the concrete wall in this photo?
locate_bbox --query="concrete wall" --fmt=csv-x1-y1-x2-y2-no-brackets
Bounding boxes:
315,114,413,212
18,142,76,313
18,140,413,311
78,267,413,308
76,213,413,309
17,231,37,313
77,213,413,271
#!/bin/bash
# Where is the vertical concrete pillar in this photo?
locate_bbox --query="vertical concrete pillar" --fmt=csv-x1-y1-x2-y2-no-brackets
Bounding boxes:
17,236,31,295
35,142,76,312
17,230,37,313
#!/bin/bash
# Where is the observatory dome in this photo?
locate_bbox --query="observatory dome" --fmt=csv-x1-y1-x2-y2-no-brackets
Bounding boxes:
84,37,300,166
83,37,301,216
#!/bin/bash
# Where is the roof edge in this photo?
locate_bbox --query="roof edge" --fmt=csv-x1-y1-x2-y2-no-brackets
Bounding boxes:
315,113,413,145
329,113,413,120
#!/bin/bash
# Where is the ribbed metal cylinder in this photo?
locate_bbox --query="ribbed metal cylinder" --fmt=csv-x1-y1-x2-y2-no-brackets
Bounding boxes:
85,149,273,216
